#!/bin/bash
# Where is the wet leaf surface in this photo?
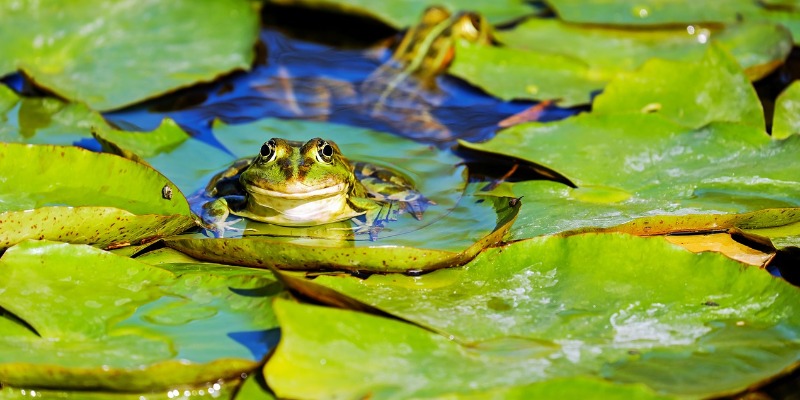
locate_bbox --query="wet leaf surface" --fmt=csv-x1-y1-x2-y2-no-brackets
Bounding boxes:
0,240,282,390
271,234,800,398
0,0,259,110
773,80,800,139
593,44,765,129
462,115,800,239
497,19,792,82
0,143,194,249
0,85,107,146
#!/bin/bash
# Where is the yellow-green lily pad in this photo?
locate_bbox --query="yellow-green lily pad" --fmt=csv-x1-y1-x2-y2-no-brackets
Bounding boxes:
0,143,194,249
266,0,538,28
496,19,792,82
0,240,282,391
0,85,107,146
593,44,764,129
0,0,259,110
270,234,800,398
461,114,800,239
772,80,800,139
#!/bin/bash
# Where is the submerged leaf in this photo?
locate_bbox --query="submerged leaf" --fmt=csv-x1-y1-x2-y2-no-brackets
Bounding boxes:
0,0,259,110
0,240,282,390
282,234,800,398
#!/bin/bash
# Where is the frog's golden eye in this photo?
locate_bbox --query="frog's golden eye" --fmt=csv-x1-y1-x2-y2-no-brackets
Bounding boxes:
317,140,334,163
260,139,276,161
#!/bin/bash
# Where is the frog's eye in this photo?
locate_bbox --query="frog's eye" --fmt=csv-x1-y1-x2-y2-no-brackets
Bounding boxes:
260,139,276,161
317,140,334,163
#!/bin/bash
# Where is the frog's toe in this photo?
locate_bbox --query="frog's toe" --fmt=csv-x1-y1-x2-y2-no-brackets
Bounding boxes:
404,197,434,221
204,218,243,238
350,217,385,241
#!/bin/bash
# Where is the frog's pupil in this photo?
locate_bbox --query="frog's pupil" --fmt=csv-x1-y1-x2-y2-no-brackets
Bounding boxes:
320,143,333,158
260,142,273,159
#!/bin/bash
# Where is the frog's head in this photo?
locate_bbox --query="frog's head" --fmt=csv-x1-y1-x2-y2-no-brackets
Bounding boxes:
239,137,355,201
400,6,492,77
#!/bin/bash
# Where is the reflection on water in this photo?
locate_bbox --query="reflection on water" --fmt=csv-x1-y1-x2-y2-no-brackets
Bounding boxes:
103,26,577,152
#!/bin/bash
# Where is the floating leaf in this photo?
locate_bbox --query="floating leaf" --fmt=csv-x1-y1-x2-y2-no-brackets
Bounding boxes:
545,0,800,44
450,40,605,106
0,0,259,110
461,114,800,239
166,194,519,273
0,143,194,249
0,85,107,146
496,19,792,81
93,118,190,160
593,43,764,129
0,240,282,390
266,0,538,28
288,234,800,398
772,80,800,139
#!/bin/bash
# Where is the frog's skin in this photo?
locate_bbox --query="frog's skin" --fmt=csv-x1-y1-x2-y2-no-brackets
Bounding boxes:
255,7,491,141
201,137,430,239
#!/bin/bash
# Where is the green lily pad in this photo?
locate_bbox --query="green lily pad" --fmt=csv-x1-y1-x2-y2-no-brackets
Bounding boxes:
0,240,282,390
0,85,107,146
461,113,800,238
0,143,194,249
546,0,761,26
449,39,606,106
772,80,800,139
545,0,800,44
93,118,190,160
0,384,238,400
496,19,792,82
593,43,764,129
165,193,519,273
275,234,800,398
267,0,538,28
0,0,259,110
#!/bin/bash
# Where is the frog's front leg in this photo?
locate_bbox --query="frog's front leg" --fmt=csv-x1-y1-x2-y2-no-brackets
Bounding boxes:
200,196,246,238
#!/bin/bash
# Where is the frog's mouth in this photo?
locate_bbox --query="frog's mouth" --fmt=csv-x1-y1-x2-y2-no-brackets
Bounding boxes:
244,182,348,200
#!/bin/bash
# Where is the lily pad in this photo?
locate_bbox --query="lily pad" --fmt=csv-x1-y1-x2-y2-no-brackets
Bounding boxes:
0,85,107,146
593,43,764,129
266,0,538,28
449,39,606,106
0,0,259,110
0,143,194,249
496,19,792,82
461,114,800,239
165,193,519,273
772,80,800,139
545,0,800,44
0,240,282,390
277,234,800,398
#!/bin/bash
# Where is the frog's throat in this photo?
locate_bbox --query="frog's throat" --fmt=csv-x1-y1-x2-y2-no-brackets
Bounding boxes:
245,182,347,200
243,183,363,225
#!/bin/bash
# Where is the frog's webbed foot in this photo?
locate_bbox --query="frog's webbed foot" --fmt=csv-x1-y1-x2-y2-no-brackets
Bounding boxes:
350,217,385,241
204,217,244,238
400,194,435,221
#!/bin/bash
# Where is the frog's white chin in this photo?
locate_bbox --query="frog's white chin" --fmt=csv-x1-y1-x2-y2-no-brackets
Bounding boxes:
243,183,361,225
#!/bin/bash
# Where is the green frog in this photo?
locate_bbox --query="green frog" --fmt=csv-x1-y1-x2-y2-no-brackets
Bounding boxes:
199,137,430,240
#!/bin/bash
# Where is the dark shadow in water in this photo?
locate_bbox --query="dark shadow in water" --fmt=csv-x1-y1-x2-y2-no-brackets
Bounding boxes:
228,328,281,361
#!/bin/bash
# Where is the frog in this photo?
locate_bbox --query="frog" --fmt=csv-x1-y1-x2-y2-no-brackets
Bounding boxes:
252,6,492,142
198,137,430,240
